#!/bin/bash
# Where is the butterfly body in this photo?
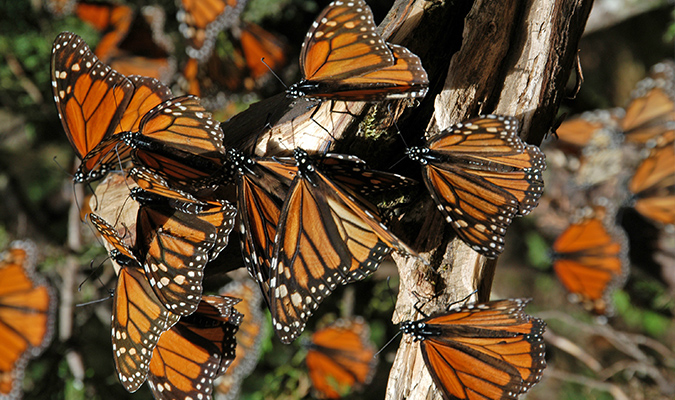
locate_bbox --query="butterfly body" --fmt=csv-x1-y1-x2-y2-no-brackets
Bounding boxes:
287,0,428,101
401,299,546,400
408,115,545,258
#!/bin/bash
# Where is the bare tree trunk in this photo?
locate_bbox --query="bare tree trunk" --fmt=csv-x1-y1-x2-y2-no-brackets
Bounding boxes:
380,0,594,399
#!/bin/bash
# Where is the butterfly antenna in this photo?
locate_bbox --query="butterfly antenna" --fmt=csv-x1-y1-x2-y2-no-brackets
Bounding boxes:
52,156,76,180
373,331,401,358
76,294,114,307
78,258,107,292
261,57,288,89
444,290,478,311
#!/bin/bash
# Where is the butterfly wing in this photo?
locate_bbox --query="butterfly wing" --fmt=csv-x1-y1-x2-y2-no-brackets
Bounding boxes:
129,167,208,213
78,76,174,179
403,299,546,400
0,241,55,399
135,198,236,316
131,95,225,157
178,0,247,61
622,87,675,144
51,32,134,177
238,22,287,80
629,132,675,225
112,266,181,392
552,217,629,315
229,150,296,310
289,0,428,100
412,115,545,258
215,280,266,400
75,1,134,61
270,149,417,343
307,317,377,399
147,295,242,400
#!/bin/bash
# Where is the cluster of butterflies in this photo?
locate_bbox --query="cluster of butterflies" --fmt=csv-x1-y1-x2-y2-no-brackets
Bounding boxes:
43,0,553,399
538,60,675,317
47,0,289,109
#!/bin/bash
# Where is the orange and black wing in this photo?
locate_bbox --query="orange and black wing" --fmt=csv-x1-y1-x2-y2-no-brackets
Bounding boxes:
307,317,377,399
228,149,297,311
409,115,546,258
622,86,675,144
128,95,225,157
552,216,629,315
401,299,546,400
238,22,287,80
51,32,134,181
178,0,248,61
135,197,236,316
147,295,242,400
112,265,181,392
270,149,417,343
0,241,55,399
287,0,428,101
75,1,134,61
129,166,208,214
215,280,266,400
628,131,675,225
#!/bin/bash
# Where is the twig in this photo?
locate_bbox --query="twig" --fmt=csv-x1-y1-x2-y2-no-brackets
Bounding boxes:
544,330,602,372
545,367,631,400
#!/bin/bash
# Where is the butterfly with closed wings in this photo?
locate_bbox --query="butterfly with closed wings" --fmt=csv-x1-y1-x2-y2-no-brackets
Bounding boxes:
287,0,428,101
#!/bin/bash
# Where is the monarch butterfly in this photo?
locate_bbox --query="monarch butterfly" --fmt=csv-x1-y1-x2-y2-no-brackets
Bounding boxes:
75,1,134,61
269,148,419,343
236,22,288,82
89,213,181,392
122,95,228,190
215,279,266,400
287,0,428,101
227,148,417,343
147,295,243,400
227,149,298,312
177,0,248,61
628,130,675,225
621,60,675,145
108,5,176,82
0,241,55,399
132,192,237,316
551,213,629,315
129,166,209,214
51,32,173,182
76,3,176,81
401,298,546,400
407,114,546,258
306,317,377,399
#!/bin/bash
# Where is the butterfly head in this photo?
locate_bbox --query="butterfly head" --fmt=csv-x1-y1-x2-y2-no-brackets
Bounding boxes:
400,320,442,341
74,165,108,183
293,148,317,180
227,148,254,174
286,80,312,99
406,146,430,165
